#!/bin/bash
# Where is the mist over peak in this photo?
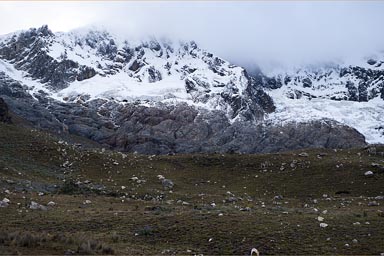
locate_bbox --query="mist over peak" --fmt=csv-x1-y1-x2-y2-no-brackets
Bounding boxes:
1,1,384,70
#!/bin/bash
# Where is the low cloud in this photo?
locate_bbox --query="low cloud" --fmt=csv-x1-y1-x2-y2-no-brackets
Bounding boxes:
1,1,384,68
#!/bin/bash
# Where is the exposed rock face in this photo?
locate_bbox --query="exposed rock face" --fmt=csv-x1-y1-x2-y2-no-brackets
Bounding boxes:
0,73,366,154
0,25,274,122
0,26,96,90
255,63,384,102
0,25,369,153
0,97,11,123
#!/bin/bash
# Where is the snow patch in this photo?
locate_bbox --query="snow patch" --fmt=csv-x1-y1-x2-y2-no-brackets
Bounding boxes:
266,87,384,144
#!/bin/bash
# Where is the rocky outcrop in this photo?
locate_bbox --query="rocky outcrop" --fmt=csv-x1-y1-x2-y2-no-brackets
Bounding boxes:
258,63,384,102
0,70,366,153
0,26,96,90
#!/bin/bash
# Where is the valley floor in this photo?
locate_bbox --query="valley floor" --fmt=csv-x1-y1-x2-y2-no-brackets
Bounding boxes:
0,122,383,255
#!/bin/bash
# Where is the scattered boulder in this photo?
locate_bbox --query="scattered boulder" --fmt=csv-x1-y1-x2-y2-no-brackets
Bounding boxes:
157,175,174,190
225,197,238,203
319,223,328,228
83,200,92,205
367,59,377,65
364,171,374,177
240,207,251,211
47,201,56,206
162,179,174,190
368,201,380,207
298,152,309,157
29,201,47,211
0,198,9,208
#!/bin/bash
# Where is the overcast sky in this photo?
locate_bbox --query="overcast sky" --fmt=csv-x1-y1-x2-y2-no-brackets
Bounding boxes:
1,1,384,68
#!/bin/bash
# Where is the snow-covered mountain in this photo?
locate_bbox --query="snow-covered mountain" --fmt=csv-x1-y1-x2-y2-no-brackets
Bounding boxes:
247,57,384,144
0,25,370,153
0,25,274,122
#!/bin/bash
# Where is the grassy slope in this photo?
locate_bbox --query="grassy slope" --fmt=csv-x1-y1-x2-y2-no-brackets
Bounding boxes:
0,122,383,255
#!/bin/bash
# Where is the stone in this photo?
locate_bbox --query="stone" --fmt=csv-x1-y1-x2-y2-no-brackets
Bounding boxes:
47,201,56,206
162,179,174,190
29,201,47,211
0,200,9,208
319,223,328,228
367,59,377,65
368,201,379,207
298,152,309,157
364,171,374,177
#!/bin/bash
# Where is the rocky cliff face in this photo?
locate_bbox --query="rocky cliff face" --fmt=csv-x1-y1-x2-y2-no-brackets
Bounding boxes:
258,62,384,102
247,56,384,144
0,25,368,153
0,25,274,121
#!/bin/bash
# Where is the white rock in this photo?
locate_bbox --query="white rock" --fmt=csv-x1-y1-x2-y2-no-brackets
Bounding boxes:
83,200,92,204
317,216,324,222
319,223,328,228
47,201,56,206
0,201,9,208
30,201,47,211
250,248,260,256
364,171,374,176
2,198,10,203
121,186,126,190
298,152,309,157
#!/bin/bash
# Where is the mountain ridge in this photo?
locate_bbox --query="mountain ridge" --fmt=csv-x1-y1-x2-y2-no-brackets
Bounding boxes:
0,25,370,154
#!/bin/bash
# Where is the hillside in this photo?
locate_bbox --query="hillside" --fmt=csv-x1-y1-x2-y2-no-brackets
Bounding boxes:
0,121,383,255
